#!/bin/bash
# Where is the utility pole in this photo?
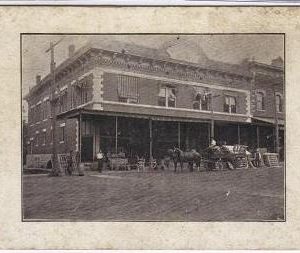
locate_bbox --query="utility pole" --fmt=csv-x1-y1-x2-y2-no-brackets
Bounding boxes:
208,92,220,140
46,39,63,176
273,87,280,154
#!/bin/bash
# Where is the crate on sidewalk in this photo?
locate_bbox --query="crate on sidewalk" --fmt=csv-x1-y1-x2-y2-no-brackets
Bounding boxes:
263,153,279,167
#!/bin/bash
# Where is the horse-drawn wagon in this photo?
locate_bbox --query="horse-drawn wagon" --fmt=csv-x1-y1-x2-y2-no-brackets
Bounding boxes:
201,145,249,171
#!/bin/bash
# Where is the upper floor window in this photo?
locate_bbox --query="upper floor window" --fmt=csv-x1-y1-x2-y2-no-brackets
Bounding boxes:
50,128,53,144
35,131,39,146
117,75,139,103
71,86,77,108
35,103,41,122
28,106,34,124
158,86,176,107
59,90,68,113
276,93,283,113
59,124,65,143
224,96,237,113
193,92,210,111
256,91,265,111
42,130,46,145
71,79,91,107
81,85,89,105
42,101,48,120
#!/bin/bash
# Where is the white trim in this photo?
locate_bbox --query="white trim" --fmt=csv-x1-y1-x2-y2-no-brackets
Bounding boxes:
60,85,68,91
98,67,251,94
256,89,266,96
101,100,248,118
43,96,49,102
98,67,251,116
60,122,66,127
79,71,93,81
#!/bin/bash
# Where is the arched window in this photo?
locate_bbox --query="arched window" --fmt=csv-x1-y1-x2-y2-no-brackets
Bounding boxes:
256,91,265,111
276,93,283,113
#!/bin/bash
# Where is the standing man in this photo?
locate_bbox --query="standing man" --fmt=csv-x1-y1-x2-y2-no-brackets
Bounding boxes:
254,148,262,167
96,149,104,173
66,150,73,176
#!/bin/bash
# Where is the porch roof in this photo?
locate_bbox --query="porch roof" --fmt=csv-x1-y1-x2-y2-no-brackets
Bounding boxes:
57,107,253,125
251,116,285,126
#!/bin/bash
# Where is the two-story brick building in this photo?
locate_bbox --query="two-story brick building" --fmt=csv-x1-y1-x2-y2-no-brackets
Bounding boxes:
24,40,284,168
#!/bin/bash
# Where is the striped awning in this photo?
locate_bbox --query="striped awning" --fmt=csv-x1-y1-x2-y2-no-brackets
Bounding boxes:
117,75,139,99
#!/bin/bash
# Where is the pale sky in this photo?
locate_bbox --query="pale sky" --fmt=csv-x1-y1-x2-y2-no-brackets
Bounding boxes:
22,34,284,113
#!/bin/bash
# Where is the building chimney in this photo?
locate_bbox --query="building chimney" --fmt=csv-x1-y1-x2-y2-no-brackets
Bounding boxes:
68,44,75,58
271,57,283,68
36,75,41,85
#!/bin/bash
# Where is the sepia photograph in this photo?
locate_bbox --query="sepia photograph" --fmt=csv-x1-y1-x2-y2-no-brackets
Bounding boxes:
21,34,285,222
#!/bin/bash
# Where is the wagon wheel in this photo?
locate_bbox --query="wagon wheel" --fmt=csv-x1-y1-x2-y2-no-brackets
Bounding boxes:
215,160,224,171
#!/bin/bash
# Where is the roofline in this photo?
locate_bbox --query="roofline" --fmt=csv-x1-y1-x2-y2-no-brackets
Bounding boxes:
25,43,254,100
250,60,283,72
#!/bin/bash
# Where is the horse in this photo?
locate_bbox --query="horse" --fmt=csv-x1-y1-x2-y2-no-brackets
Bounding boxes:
168,147,201,172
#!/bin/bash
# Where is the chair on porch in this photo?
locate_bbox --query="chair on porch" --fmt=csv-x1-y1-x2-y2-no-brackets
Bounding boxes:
137,158,145,172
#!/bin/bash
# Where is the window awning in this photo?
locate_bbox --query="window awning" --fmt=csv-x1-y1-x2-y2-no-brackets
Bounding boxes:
117,75,139,99
252,116,285,126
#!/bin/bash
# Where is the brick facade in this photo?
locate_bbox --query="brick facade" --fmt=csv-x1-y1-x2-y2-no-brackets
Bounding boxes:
24,42,284,167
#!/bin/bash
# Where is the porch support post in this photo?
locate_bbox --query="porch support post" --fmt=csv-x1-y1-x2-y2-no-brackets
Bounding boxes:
178,122,181,149
185,125,190,150
208,123,211,145
93,119,96,161
210,94,215,139
149,118,153,162
115,116,118,153
211,119,215,139
237,124,241,145
256,125,260,148
79,112,82,163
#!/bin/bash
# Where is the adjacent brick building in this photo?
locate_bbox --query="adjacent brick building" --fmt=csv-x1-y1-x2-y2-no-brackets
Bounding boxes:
24,40,284,167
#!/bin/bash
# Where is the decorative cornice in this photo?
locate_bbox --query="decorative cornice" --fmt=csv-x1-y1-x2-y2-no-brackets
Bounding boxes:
26,47,254,100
